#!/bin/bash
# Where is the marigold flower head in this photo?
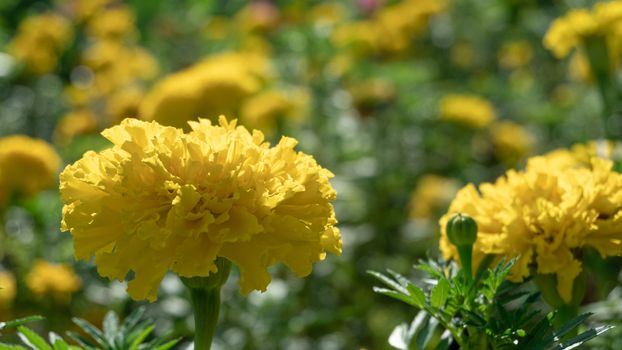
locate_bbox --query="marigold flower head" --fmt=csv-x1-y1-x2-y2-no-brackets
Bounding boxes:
440,146,622,303
409,175,460,219
140,52,270,129
0,135,61,197
490,121,535,166
0,270,16,308
26,260,81,303
54,110,99,146
439,94,496,129
60,117,341,301
240,89,308,135
8,13,73,74
544,1,622,59
86,5,136,40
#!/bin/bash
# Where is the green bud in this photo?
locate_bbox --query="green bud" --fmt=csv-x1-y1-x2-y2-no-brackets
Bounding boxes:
446,213,478,247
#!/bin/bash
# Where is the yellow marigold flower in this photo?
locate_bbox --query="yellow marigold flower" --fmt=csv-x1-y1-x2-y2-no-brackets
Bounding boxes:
240,89,308,135
54,110,99,146
140,52,270,129
60,117,341,301
0,271,16,308
26,260,81,303
439,94,496,129
544,2,622,59
409,175,460,219
57,0,109,22
8,13,73,74
0,135,61,197
490,121,535,165
86,5,136,39
498,41,534,69
106,86,144,124
440,152,622,303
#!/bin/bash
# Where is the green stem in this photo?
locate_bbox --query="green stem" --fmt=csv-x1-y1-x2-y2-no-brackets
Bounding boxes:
189,287,221,350
584,37,617,138
457,245,473,281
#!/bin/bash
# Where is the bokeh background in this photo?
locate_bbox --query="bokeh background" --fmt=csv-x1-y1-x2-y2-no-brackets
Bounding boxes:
0,0,621,349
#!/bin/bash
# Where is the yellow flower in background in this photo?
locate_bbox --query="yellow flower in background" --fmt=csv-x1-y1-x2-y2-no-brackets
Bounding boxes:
544,1,622,60
0,271,16,308
490,121,535,166
26,260,81,303
106,86,145,124
8,13,73,74
235,1,280,33
60,117,341,301
309,2,345,27
86,5,136,39
54,109,99,145
440,148,622,303
241,89,308,135
498,41,534,69
568,51,593,82
332,0,447,55
348,79,396,115
57,0,109,22
140,52,270,129
439,94,496,129
0,135,61,197
409,175,460,219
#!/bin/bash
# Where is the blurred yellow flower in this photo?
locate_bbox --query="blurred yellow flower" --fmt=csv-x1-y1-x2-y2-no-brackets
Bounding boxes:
0,135,61,197
86,5,136,39
348,79,396,116
106,86,145,124
60,117,341,301
409,175,460,219
57,0,109,22
26,260,81,303
439,94,496,129
498,41,534,69
309,2,345,27
140,52,270,129
544,1,622,62
568,51,593,82
490,121,535,165
54,109,99,145
440,148,622,303
0,271,16,308
235,2,280,33
8,13,73,74
241,89,308,134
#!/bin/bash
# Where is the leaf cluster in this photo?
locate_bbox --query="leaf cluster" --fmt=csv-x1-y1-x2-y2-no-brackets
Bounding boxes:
0,308,178,350
370,257,612,349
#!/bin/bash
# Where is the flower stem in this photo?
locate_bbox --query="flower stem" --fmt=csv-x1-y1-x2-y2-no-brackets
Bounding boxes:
457,245,473,281
189,286,221,350
182,258,232,350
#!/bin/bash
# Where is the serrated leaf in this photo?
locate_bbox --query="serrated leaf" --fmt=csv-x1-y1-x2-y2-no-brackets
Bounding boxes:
430,278,450,309
555,325,613,349
103,311,119,342
17,326,52,350
0,316,45,331
71,318,107,348
129,325,154,350
152,338,180,350
368,270,409,295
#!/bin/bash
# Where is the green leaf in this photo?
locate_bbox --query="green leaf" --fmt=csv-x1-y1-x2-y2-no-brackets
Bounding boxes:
103,311,119,343
0,343,29,350
128,325,154,350
152,338,180,350
373,287,423,308
430,278,450,309
17,326,52,350
405,284,426,308
0,316,45,331
556,325,613,349
546,313,593,343
368,270,409,295
71,318,107,348
65,332,96,349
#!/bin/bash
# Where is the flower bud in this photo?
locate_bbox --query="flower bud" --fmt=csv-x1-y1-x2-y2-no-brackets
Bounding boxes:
446,213,478,247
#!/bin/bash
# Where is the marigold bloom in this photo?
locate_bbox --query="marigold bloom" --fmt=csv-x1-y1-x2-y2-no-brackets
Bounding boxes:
54,110,99,145
0,271,16,308
409,175,460,219
60,117,341,301
86,5,136,39
490,121,535,166
544,1,622,60
140,52,270,129
8,13,73,74
26,260,81,303
439,94,496,129
0,135,61,197
440,147,622,303
241,89,308,134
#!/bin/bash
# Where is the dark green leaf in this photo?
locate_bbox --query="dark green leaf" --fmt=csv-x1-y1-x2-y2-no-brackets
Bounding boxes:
16,326,52,350
430,278,450,309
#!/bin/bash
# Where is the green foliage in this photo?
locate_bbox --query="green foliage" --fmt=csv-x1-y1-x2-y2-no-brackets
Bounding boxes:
0,308,178,350
371,258,613,349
